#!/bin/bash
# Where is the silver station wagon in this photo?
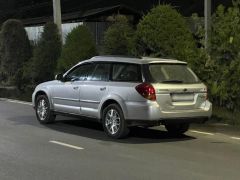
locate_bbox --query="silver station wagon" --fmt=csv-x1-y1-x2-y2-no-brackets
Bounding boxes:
32,56,212,138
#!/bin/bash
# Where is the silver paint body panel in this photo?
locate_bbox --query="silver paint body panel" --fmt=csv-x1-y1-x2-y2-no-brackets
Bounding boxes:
32,56,212,123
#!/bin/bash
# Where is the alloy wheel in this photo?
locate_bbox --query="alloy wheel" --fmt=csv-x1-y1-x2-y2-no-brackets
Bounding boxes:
105,109,121,135
37,99,48,121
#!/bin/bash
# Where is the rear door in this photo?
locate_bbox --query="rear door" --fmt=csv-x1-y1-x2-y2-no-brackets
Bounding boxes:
147,63,207,111
79,62,111,118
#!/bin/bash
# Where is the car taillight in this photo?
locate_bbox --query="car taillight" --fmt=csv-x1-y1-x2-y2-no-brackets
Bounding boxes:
135,83,156,101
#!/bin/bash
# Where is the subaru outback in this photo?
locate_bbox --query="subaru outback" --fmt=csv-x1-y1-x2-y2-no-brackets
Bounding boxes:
32,56,212,138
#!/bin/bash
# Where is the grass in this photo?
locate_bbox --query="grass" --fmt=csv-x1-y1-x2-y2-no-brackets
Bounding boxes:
0,86,34,102
211,106,240,127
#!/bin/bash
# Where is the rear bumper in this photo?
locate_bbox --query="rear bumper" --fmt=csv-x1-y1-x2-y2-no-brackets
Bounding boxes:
127,117,209,126
160,117,209,124
125,100,212,123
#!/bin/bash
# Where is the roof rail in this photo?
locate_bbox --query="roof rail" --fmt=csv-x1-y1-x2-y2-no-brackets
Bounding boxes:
142,56,178,61
93,55,140,59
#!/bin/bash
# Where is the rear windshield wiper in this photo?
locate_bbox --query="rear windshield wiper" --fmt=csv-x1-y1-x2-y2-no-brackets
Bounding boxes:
161,80,183,84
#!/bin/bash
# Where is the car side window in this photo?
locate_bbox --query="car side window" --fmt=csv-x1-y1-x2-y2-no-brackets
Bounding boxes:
90,63,110,81
65,63,95,81
112,63,141,82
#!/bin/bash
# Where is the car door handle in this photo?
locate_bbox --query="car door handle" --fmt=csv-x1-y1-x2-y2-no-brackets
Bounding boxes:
100,87,106,91
73,86,79,90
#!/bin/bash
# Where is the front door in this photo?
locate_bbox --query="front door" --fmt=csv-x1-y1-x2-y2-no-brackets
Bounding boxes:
52,63,96,115
52,81,81,114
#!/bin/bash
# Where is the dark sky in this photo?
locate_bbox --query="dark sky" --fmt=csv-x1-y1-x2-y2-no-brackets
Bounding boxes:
0,0,233,24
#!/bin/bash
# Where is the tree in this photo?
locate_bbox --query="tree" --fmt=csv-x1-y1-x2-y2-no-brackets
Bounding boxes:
103,15,135,56
0,19,31,88
135,5,198,64
189,13,215,85
31,22,62,84
57,25,97,72
209,1,240,110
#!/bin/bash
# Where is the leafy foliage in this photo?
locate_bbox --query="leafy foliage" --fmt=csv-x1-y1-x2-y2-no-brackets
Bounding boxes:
57,25,97,72
31,22,62,84
191,13,205,48
0,19,31,89
135,5,198,64
103,15,135,55
209,1,240,111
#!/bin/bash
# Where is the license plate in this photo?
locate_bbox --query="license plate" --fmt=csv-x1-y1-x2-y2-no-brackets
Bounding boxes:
171,93,194,102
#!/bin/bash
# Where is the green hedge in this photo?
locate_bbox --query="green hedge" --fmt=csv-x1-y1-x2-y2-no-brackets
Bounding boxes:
57,25,97,72
31,22,62,84
0,19,32,89
103,15,135,56
208,3,240,111
135,5,198,65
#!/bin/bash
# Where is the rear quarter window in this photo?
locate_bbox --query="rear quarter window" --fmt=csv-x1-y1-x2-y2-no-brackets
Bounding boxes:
90,63,110,81
111,63,142,82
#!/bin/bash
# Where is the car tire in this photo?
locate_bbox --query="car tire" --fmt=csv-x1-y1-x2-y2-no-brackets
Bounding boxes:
35,95,56,124
165,123,190,135
102,104,129,139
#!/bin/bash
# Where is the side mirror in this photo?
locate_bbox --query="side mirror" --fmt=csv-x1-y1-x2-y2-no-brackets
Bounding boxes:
55,73,64,81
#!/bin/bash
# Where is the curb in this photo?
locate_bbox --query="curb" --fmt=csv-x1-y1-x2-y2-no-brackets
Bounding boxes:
0,98,32,106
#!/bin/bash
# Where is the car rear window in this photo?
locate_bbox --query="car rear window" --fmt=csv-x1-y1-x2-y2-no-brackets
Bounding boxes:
148,64,200,84
112,63,142,82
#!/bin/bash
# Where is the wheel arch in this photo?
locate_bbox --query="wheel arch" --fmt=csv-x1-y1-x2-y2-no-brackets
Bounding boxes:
34,90,53,109
99,97,128,122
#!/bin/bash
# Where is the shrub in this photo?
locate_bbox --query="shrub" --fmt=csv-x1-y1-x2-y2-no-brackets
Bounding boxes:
190,13,205,48
209,2,240,111
103,15,135,55
0,19,31,89
57,25,97,72
31,22,62,84
187,1,240,111
135,5,198,64
210,3,240,65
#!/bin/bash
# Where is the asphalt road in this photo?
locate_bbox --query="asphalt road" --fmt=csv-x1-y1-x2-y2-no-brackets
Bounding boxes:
0,99,240,180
